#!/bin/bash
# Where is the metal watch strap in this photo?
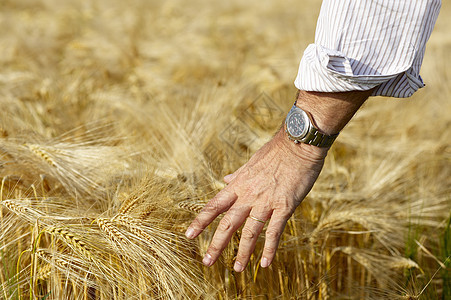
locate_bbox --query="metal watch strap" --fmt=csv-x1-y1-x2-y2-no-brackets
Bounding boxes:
303,126,339,148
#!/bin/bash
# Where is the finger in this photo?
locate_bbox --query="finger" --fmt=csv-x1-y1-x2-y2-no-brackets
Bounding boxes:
202,206,250,267
260,209,292,268
223,174,233,183
185,188,237,239
233,211,271,272
223,164,246,184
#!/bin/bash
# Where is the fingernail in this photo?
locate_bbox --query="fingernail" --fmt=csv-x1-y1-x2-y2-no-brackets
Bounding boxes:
202,254,213,266
185,228,195,239
233,261,244,272
223,174,233,181
261,257,269,268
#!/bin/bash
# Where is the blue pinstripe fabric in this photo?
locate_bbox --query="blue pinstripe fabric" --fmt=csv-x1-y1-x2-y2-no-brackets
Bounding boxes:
294,0,441,98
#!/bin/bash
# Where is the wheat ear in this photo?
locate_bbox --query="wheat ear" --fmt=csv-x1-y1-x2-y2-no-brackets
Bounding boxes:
177,199,205,213
113,214,154,243
1,199,29,214
96,218,125,244
36,249,69,276
25,144,57,167
45,227,93,260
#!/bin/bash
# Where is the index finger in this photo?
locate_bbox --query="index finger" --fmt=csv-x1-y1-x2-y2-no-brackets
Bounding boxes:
185,188,237,239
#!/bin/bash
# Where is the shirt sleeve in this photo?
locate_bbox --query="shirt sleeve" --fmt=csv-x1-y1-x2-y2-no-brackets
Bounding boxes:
294,0,441,98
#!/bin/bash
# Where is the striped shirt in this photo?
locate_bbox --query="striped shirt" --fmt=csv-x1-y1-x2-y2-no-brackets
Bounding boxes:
294,0,442,98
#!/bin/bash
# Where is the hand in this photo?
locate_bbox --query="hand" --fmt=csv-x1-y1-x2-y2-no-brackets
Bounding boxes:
185,127,329,272
185,88,371,272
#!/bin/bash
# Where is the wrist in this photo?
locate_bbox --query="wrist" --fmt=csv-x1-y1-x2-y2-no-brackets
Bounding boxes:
294,90,372,135
275,127,329,161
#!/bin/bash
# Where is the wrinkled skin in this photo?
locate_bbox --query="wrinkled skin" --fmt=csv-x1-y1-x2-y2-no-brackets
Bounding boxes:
185,128,328,272
186,89,371,272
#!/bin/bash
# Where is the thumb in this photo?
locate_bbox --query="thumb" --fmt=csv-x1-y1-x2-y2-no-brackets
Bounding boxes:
223,164,246,184
223,174,234,183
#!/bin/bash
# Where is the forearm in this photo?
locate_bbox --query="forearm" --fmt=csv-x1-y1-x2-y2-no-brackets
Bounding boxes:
276,89,372,161
296,89,372,135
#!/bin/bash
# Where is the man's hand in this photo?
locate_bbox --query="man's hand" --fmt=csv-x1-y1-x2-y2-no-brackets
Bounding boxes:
185,128,328,272
185,90,372,272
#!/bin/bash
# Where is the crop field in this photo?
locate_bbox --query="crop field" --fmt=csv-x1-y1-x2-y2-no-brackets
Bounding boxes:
0,0,450,299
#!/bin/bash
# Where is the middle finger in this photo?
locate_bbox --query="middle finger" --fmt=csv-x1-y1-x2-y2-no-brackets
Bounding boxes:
202,206,250,267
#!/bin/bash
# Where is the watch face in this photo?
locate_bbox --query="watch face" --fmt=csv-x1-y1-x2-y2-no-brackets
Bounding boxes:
287,112,307,138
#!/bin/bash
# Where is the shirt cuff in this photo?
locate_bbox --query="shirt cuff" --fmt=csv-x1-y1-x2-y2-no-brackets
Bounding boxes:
294,44,425,98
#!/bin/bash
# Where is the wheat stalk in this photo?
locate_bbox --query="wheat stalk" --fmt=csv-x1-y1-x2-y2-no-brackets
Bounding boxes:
0,0,449,298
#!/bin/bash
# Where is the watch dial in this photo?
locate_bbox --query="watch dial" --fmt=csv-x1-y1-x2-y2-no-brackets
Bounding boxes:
288,112,306,138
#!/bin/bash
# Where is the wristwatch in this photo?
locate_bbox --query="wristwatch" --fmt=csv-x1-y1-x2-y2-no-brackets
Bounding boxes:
284,101,339,148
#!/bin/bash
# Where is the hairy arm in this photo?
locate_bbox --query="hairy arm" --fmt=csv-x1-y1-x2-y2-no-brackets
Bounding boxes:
186,89,372,272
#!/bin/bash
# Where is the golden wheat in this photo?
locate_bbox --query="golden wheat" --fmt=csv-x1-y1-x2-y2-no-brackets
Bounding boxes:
45,227,94,260
96,218,126,245
0,0,449,298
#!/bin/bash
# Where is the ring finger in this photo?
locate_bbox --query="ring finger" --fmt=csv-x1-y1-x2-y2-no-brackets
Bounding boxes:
233,210,272,272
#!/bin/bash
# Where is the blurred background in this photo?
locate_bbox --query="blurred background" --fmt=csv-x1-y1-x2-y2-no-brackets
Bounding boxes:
0,0,450,299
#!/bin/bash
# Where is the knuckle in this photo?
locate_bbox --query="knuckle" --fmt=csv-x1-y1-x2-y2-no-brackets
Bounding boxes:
245,186,260,198
279,208,294,219
190,217,205,230
264,246,277,256
203,197,222,213
241,227,256,241
265,229,281,240
208,243,222,255
235,255,247,265
218,215,233,232
273,197,292,210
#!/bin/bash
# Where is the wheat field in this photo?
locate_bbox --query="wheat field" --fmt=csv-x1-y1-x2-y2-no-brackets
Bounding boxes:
0,0,450,299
